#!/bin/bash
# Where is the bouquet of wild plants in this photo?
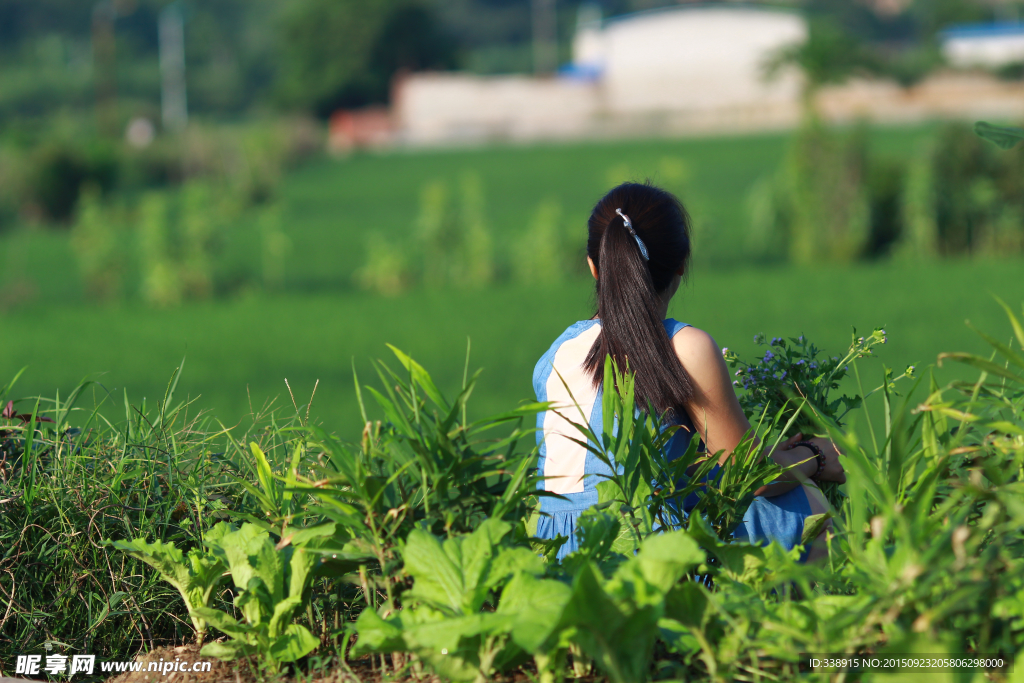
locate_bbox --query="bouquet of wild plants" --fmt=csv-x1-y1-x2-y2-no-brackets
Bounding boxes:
723,328,913,509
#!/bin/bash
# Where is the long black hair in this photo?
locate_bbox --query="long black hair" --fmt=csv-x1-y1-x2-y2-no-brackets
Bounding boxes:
583,181,696,421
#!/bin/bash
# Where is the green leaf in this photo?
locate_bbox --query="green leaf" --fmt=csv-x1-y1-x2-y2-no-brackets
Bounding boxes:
386,345,450,411
351,609,407,656
204,521,236,545
800,511,834,547
112,538,190,595
399,611,514,683
278,521,339,549
995,297,1024,351
632,530,704,593
487,546,545,583
664,581,713,630
286,543,321,603
403,518,512,614
561,561,662,683
248,442,280,511
205,523,279,625
268,596,305,637
574,507,622,560
192,607,253,640
200,639,254,661
497,573,573,653
938,352,1023,385
267,623,320,663
974,121,1024,150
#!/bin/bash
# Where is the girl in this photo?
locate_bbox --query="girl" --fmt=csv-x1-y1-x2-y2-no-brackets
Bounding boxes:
533,182,845,561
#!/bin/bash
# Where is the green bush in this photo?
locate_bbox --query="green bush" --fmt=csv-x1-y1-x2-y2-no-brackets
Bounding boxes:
70,180,247,305
0,369,246,667
754,120,872,264
7,306,1024,681
755,121,1024,263
27,141,118,223
929,123,1024,256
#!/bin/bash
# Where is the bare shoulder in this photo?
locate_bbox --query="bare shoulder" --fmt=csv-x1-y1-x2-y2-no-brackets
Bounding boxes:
671,326,722,367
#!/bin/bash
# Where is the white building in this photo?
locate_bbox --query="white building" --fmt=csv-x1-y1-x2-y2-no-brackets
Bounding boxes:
941,23,1024,69
385,6,1024,147
394,4,807,145
574,5,806,115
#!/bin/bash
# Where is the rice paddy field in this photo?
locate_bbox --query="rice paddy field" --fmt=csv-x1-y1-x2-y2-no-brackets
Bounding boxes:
0,124,1022,435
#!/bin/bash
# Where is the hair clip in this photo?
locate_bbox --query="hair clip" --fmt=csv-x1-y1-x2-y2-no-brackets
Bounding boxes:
616,208,649,261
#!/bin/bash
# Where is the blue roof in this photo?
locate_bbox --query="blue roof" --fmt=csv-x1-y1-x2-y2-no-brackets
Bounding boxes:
940,22,1024,40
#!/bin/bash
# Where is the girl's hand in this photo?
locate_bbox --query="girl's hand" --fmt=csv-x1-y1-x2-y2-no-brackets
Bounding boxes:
779,432,845,483
778,432,804,452
809,436,846,483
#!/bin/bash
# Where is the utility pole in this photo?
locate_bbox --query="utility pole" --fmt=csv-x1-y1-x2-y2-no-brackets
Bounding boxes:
159,2,188,132
92,1,118,136
532,0,557,75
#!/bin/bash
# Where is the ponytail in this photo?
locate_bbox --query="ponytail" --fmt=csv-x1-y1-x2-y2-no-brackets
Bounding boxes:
583,182,695,421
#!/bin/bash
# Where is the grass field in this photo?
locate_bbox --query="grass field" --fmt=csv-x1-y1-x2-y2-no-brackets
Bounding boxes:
0,124,1020,434
1,123,940,302
1,260,1021,436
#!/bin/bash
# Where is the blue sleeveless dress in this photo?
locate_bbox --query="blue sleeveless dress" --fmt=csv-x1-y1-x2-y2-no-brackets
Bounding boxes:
532,318,815,559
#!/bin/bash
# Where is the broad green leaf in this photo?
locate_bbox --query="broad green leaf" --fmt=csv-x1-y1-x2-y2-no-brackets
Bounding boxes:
486,546,545,584
561,561,663,683
267,623,320,663
562,562,625,635
656,618,702,656
402,612,515,683
111,536,227,637
203,520,236,546
800,511,834,547
452,518,513,600
286,544,321,604
974,121,1024,149
403,529,471,614
112,538,189,592
351,609,407,655
277,521,339,550
205,523,280,626
497,573,572,653
200,639,254,661
268,595,304,637
664,581,713,629
711,543,767,586
404,518,512,614
632,530,704,593
575,507,622,559
192,607,253,640
184,548,228,615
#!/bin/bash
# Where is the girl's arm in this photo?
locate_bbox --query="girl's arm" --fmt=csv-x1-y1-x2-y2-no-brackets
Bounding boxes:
672,326,818,496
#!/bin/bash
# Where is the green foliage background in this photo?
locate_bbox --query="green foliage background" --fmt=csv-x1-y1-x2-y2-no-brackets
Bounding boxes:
1,126,1022,433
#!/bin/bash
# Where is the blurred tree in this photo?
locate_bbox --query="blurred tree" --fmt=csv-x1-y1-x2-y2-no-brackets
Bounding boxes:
779,0,998,89
276,0,459,116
